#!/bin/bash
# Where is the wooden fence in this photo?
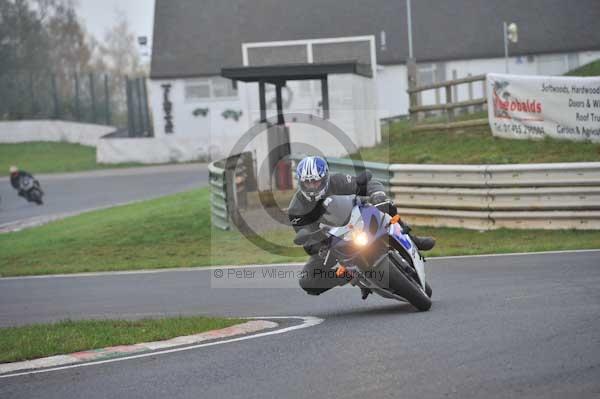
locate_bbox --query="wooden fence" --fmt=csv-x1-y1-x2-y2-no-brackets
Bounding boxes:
408,74,489,132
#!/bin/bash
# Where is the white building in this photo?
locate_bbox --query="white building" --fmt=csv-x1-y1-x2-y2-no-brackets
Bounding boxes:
147,0,600,160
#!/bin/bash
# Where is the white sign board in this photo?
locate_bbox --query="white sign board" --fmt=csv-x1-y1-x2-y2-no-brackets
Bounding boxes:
487,73,600,142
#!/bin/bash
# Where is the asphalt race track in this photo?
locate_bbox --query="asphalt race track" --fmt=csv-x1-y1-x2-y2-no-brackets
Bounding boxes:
1,250,599,398
0,164,208,229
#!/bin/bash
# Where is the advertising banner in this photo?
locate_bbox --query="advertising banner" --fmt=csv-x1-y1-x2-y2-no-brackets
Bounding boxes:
487,73,600,142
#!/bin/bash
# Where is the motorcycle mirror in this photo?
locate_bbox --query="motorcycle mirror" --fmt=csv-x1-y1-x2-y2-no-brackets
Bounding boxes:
294,227,326,246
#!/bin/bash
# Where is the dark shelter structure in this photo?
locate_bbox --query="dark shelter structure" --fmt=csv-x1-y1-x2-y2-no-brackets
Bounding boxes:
222,61,373,189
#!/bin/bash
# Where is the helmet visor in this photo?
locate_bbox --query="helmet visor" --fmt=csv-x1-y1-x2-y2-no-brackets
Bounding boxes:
300,178,327,196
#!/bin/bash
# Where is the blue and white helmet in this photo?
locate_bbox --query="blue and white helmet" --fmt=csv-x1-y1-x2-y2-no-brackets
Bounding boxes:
296,156,330,201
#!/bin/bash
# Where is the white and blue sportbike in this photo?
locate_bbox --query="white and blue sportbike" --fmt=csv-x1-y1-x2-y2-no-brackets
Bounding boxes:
295,195,432,311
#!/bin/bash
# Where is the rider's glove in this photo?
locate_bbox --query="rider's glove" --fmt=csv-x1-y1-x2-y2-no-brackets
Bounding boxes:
370,192,398,217
303,243,320,256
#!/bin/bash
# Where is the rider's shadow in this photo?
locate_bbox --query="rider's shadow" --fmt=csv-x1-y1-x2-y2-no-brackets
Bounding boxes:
314,301,421,320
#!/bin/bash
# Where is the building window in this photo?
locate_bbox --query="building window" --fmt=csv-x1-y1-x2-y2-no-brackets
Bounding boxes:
184,77,237,102
417,64,436,86
212,77,237,98
185,81,210,101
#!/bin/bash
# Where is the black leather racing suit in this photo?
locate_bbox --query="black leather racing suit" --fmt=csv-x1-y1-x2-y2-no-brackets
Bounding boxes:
287,171,387,295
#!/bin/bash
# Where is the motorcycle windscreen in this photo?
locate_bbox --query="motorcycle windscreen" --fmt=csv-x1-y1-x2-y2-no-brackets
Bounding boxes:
320,195,356,227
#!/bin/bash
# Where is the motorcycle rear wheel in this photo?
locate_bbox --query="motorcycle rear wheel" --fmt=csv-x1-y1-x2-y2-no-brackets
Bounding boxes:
28,189,43,205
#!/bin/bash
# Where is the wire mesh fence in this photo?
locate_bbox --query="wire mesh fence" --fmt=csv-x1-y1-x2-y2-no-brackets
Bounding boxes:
125,76,153,137
0,71,153,137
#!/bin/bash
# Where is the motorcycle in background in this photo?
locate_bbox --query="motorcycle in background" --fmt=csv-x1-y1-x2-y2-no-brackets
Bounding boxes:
18,175,44,205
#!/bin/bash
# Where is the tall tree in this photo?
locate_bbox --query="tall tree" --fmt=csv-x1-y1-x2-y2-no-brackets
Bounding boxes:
46,0,90,75
0,0,52,118
0,0,95,119
0,0,50,75
89,10,146,122
97,11,143,76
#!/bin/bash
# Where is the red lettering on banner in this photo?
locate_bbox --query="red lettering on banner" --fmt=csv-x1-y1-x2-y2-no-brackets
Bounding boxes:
494,97,542,114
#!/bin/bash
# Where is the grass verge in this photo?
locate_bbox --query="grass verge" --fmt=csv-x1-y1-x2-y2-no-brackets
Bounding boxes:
565,60,600,77
0,316,245,363
0,142,145,176
416,226,600,257
1,188,599,277
356,119,600,164
0,188,305,277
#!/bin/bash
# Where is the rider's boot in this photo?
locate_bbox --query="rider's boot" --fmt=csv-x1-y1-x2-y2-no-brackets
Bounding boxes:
411,235,436,251
400,221,436,251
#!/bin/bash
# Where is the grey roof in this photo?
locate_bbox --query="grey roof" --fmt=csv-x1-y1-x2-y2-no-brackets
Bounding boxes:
150,0,600,79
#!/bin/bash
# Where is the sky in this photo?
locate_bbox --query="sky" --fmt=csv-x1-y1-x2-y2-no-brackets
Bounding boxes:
76,0,156,46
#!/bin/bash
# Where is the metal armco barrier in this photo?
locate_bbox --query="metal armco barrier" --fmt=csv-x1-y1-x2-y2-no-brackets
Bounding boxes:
210,154,600,230
208,161,230,230
208,152,256,230
390,162,600,230
324,158,391,190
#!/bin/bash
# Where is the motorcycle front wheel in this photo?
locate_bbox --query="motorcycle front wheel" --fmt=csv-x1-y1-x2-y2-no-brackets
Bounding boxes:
373,251,432,311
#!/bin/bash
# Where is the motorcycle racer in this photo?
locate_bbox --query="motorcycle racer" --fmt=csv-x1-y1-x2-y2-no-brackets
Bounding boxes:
288,156,435,297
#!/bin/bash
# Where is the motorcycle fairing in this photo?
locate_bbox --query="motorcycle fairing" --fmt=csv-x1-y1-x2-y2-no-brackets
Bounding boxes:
320,196,427,291
389,223,426,290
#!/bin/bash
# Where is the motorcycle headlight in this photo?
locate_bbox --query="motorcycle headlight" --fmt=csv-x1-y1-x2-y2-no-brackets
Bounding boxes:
352,231,369,247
